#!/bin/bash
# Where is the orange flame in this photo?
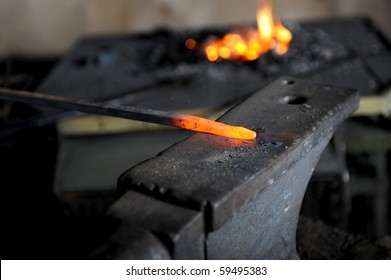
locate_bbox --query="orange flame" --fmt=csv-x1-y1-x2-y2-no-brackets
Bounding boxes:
171,114,256,140
200,0,292,62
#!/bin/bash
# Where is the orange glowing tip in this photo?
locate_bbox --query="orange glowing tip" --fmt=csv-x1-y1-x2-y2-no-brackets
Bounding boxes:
171,113,257,140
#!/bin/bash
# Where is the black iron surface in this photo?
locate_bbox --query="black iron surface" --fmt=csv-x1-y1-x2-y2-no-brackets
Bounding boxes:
111,77,359,259
206,136,332,259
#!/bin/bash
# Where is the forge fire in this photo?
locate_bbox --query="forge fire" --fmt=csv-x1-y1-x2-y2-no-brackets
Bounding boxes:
187,0,292,62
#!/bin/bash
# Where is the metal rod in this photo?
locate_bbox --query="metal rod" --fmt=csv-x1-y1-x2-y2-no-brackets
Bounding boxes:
0,87,256,139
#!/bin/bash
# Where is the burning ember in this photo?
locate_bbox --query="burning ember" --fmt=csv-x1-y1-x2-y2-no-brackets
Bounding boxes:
189,0,292,62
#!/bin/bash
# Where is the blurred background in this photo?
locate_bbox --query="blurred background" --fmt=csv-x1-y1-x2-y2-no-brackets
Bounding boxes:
1,0,391,58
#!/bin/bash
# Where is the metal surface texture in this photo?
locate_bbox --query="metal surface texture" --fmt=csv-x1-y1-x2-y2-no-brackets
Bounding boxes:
98,77,359,259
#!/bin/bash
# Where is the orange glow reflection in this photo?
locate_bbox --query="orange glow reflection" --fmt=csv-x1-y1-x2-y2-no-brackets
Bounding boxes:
201,0,292,61
209,137,257,148
171,114,256,140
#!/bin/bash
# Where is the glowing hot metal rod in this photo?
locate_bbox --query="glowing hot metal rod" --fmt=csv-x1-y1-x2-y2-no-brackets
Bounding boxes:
0,87,256,140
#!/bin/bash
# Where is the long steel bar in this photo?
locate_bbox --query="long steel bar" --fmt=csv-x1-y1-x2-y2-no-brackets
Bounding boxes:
0,87,255,139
